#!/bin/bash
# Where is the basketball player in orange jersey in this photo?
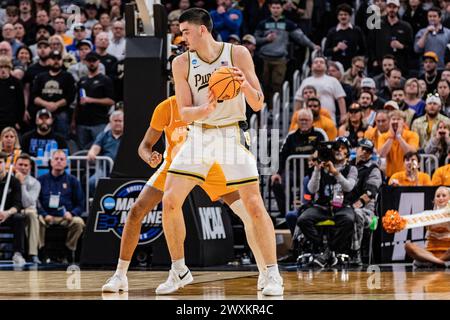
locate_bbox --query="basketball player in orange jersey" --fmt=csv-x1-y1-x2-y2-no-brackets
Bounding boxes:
102,96,267,293
159,8,283,296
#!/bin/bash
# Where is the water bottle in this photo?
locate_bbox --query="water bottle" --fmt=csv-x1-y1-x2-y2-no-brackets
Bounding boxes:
342,40,347,57
44,142,51,166
331,184,344,208
79,88,86,99
349,149,356,161
391,36,397,52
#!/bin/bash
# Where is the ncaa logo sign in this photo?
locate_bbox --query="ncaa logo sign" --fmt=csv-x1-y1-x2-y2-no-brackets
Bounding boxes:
94,181,163,244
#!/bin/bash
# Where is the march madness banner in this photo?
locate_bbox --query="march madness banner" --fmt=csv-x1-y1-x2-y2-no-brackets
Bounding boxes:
81,179,234,266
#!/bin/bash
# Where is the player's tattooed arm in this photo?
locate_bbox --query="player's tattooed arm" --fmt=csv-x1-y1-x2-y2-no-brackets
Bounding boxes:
257,91,262,102
232,46,265,111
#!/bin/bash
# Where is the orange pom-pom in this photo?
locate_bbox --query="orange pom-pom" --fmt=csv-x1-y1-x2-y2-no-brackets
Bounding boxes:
382,210,407,233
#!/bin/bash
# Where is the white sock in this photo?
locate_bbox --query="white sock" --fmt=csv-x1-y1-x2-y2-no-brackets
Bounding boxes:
172,258,187,272
115,259,130,278
266,264,279,275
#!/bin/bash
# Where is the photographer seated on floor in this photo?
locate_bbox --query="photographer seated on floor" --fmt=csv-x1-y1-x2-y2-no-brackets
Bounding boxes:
297,137,358,268
347,139,383,266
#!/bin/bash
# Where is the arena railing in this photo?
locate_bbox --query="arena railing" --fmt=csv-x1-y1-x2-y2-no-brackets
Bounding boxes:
300,48,311,82
284,154,310,213
272,92,281,132
260,102,268,130
293,70,301,95
32,156,114,214
418,154,439,177
282,81,291,137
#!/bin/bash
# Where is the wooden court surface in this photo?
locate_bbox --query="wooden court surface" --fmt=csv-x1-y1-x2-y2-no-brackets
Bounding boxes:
0,267,449,300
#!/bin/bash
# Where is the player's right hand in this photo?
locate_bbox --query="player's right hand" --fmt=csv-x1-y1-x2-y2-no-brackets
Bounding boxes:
149,151,162,168
204,90,217,115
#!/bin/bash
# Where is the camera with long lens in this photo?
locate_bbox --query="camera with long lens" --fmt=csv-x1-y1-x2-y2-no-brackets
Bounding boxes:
316,141,336,163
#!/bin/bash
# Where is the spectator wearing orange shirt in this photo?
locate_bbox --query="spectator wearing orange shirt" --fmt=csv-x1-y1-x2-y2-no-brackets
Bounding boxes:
289,97,337,140
364,110,390,150
378,110,419,178
432,148,450,185
289,86,332,131
388,151,432,186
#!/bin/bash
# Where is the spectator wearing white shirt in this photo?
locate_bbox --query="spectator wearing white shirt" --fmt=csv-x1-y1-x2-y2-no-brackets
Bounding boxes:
294,56,347,124
107,20,125,61
84,3,100,31
14,153,41,264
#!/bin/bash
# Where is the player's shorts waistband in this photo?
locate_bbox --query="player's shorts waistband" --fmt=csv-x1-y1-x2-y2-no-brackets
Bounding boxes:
191,121,248,130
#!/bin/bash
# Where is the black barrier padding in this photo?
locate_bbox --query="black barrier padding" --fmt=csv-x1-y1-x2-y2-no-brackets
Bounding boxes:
81,180,234,267
112,37,167,178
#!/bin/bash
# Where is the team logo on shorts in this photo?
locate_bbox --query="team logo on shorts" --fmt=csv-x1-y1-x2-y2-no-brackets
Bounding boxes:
94,181,163,244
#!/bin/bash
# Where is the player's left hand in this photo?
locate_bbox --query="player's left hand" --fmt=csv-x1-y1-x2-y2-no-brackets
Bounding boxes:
149,151,162,168
231,67,249,90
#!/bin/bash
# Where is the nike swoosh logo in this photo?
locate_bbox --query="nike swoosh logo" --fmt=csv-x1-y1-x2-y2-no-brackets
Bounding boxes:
193,65,200,69
179,270,189,280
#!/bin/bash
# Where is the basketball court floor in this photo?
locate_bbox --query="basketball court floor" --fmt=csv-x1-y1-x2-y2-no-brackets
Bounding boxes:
0,264,449,300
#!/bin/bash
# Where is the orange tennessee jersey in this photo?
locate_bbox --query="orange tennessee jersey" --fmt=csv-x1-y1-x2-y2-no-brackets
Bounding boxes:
150,96,188,162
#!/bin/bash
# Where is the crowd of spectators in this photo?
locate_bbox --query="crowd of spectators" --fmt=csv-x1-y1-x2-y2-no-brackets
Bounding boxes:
0,0,125,265
165,0,450,267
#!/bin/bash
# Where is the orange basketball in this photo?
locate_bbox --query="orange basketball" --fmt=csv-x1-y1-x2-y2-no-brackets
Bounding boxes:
208,67,241,101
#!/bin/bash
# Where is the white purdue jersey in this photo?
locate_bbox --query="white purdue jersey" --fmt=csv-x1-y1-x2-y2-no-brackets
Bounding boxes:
187,42,246,126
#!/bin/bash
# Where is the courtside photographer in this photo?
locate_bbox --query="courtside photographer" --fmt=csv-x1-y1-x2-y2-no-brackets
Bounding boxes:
297,137,357,267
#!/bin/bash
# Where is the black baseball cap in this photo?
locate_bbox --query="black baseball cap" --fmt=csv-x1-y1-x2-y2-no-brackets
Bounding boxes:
85,51,100,61
76,39,92,49
36,24,55,35
358,138,374,152
48,50,62,59
36,109,52,119
73,23,86,31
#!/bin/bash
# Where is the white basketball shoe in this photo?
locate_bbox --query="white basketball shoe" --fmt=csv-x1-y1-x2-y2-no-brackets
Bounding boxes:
261,271,284,296
155,268,193,295
102,274,129,293
257,271,267,291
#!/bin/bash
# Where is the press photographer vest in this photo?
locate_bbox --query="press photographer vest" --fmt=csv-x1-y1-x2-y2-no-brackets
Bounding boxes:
315,164,351,207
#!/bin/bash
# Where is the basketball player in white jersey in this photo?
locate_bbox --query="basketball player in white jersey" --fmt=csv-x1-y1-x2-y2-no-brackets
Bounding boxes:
156,8,283,296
